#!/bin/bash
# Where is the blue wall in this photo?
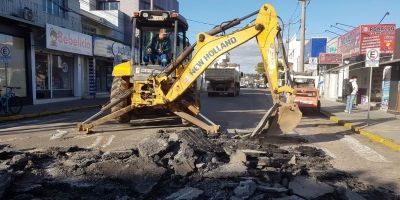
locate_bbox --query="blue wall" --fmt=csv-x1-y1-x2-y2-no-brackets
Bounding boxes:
304,38,327,62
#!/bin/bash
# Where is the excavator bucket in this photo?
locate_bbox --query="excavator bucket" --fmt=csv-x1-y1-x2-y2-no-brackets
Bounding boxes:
270,103,302,134
250,103,302,137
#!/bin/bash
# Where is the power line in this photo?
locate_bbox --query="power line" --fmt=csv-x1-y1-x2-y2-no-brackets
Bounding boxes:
186,18,218,26
289,2,300,22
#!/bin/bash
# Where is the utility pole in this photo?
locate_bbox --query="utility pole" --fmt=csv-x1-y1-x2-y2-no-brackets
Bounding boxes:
287,21,290,57
299,0,307,72
150,0,154,10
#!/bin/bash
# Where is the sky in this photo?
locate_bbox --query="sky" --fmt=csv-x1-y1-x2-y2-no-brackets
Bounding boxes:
179,0,400,73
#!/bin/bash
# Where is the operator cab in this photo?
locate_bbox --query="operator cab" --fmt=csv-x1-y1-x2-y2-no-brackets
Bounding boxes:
131,10,189,80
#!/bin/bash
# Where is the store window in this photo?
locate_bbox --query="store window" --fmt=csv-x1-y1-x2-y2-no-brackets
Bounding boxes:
42,0,68,18
97,1,120,10
35,53,74,99
0,34,27,97
95,59,113,92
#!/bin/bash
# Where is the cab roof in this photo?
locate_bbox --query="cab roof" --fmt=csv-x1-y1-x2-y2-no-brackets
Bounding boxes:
134,10,188,31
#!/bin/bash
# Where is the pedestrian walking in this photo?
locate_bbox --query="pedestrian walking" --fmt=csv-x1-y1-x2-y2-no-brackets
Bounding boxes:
344,76,358,113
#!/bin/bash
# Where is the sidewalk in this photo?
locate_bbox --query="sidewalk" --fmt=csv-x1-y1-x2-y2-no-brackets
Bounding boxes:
0,98,108,122
320,99,400,151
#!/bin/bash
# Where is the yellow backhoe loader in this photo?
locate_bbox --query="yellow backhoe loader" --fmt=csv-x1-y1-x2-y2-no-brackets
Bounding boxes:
78,4,302,137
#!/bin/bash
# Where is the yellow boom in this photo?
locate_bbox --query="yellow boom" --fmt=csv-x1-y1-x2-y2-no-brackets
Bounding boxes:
79,4,302,136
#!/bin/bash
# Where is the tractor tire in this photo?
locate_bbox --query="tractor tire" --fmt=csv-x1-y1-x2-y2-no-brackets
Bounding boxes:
110,76,131,123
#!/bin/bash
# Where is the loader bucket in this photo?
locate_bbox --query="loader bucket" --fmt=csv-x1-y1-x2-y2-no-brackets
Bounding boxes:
270,103,302,134
250,103,302,137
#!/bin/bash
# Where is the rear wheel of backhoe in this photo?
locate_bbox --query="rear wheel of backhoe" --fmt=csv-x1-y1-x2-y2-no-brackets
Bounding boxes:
110,76,131,123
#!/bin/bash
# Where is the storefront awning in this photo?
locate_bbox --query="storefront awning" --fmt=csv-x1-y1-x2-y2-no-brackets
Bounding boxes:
380,58,400,66
324,56,393,73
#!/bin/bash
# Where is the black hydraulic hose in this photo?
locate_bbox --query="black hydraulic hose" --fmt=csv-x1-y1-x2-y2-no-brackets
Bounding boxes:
159,10,259,77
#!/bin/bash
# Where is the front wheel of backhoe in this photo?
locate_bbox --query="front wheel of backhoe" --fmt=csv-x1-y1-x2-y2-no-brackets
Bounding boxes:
110,76,131,123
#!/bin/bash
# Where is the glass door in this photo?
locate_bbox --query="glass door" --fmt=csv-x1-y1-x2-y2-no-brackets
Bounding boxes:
51,55,74,98
35,53,51,99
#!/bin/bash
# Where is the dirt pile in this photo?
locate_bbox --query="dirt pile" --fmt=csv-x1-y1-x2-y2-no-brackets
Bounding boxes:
0,129,397,200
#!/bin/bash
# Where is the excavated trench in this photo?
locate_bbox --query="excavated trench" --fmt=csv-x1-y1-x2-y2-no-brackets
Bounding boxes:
0,129,397,200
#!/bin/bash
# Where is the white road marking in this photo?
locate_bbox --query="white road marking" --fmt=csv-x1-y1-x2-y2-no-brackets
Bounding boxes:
101,135,115,148
87,135,103,149
320,147,336,158
340,135,389,163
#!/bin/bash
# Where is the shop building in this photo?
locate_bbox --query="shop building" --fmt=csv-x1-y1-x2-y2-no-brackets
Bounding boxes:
380,28,400,113
0,0,83,105
79,0,179,97
34,23,92,103
321,24,396,106
0,0,179,105
89,36,131,96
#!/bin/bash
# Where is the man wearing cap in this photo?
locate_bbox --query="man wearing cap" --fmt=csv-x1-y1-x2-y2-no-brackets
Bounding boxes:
144,28,171,67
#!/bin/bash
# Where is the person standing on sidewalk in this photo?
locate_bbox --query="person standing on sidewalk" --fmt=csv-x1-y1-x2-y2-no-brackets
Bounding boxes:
345,76,358,113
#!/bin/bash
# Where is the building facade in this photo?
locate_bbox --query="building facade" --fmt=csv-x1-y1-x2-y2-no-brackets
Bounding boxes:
321,24,397,108
288,36,301,72
0,0,179,104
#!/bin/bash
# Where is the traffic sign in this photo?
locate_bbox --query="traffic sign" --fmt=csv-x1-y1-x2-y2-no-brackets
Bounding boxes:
365,48,380,68
0,45,11,63
0,46,10,57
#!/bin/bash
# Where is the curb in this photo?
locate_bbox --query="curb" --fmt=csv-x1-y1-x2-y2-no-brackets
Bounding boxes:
320,110,400,151
0,104,102,122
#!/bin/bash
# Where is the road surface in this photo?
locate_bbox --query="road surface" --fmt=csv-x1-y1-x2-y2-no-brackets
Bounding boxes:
0,88,399,194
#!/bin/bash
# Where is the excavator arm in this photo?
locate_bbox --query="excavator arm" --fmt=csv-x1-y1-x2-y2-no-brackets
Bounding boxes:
78,3,301,136
162,4,284,102
160,4,301,135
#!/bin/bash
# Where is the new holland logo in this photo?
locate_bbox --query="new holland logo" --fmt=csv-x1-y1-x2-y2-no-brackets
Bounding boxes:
189,37,237,76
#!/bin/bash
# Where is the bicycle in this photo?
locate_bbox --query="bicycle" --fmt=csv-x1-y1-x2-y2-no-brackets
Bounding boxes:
0,86,23,115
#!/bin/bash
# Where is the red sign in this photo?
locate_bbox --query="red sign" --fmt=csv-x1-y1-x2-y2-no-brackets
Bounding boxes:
337,24,396,59
360,24,396,54
319,53,342,64
337,27,361,59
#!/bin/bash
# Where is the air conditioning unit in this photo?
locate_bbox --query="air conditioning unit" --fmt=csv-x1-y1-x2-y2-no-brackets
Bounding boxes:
22,7,33,21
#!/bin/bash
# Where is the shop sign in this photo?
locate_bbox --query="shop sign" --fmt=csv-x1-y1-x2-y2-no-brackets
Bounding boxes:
337,27,361,59
360,24,396,55
93,36,131,60
46,24,93,56
338,24,396,59
306,57,317,71
319,53,342,65
365,48,380,68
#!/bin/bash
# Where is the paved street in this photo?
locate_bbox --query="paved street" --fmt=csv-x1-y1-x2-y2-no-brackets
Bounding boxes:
293,113,400,194
0,88,399,195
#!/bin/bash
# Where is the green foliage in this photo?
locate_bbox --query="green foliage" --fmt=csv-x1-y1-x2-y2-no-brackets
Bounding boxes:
255,62,265,74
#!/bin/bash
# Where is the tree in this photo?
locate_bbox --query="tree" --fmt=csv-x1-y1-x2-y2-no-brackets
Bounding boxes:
255,62,265,74
255,62,268,84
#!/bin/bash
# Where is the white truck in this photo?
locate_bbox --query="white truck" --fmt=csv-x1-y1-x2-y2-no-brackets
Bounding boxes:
205,63,241,97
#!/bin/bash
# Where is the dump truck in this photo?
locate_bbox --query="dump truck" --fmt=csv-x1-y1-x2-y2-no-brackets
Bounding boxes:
205,64,241,97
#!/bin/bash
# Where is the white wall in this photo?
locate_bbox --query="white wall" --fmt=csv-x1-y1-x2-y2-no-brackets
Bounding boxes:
288,37,301,72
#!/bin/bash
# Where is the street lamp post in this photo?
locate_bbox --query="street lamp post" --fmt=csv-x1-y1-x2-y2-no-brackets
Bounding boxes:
325,30,341,36
379,12,390,24
335,23,356,28
330,25,349,32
